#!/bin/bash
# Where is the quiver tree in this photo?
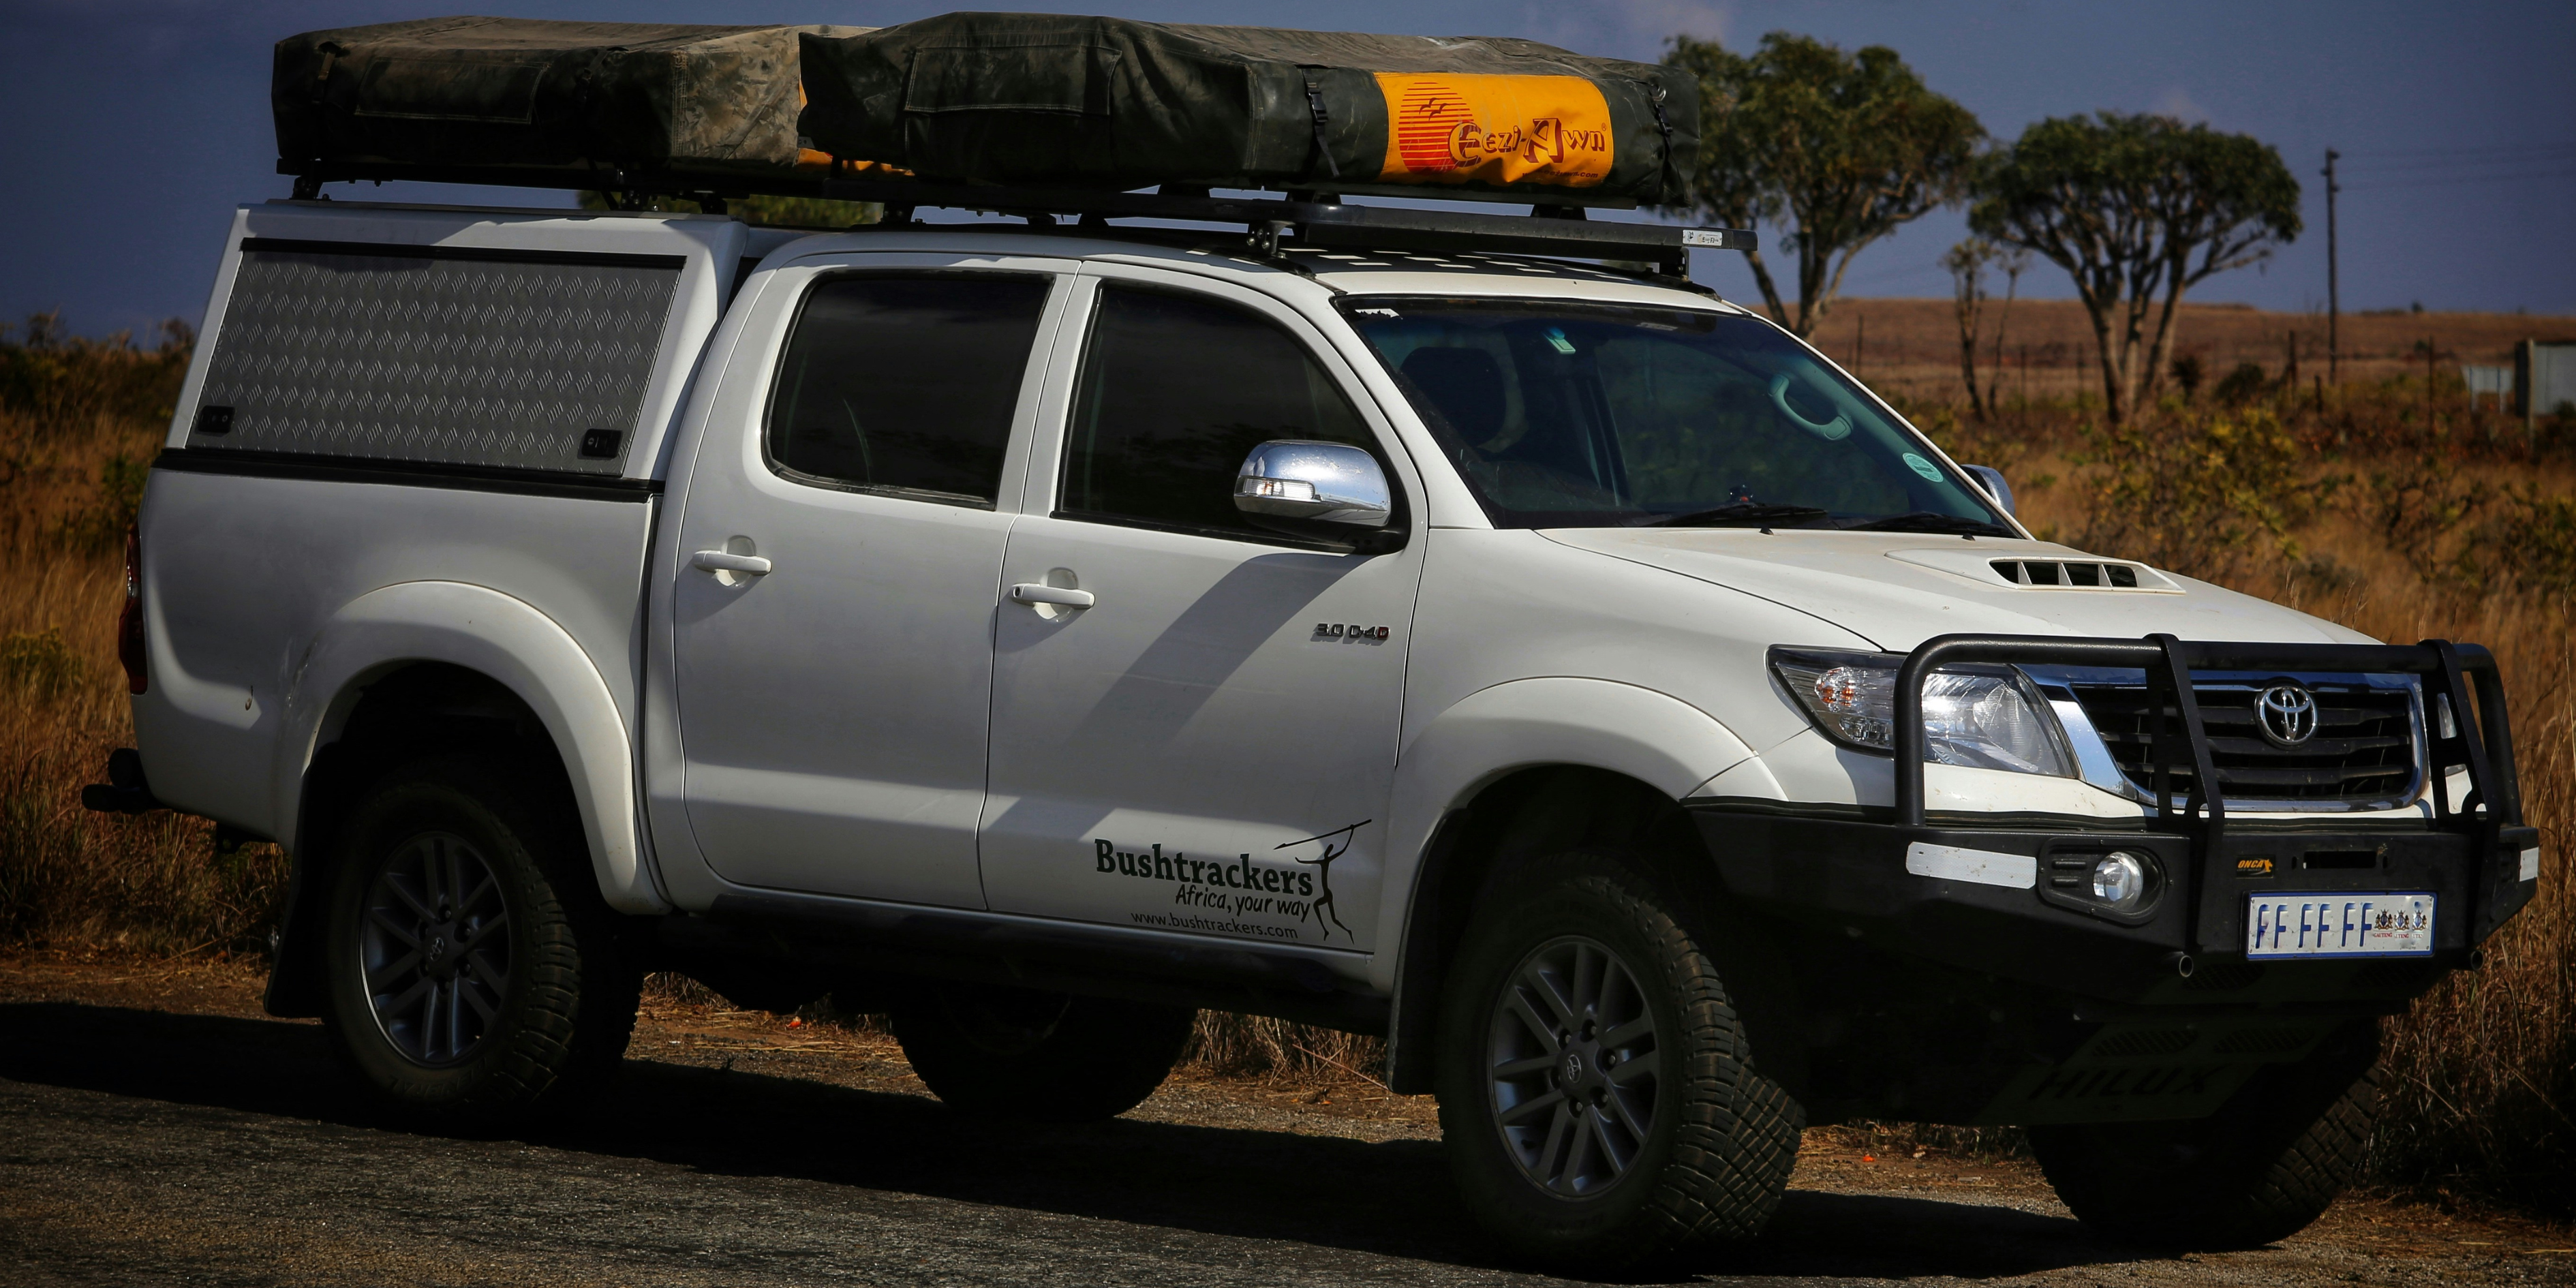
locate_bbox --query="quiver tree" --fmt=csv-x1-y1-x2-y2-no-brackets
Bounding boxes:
1665,33,1983,338
1969,112,2301,423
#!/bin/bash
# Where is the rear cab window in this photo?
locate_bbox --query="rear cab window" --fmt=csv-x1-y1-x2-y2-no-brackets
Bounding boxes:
767,273,1054,506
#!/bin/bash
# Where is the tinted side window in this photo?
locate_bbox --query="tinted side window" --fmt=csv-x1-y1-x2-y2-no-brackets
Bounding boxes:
768,274,1051,504
1062,286,1375,538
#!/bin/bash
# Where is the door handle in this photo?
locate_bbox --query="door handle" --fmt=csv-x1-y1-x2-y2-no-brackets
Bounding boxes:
1009,583,1094,609
691,549,773,576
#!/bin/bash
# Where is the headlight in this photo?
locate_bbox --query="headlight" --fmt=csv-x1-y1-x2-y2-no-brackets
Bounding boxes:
1770,647,2076,777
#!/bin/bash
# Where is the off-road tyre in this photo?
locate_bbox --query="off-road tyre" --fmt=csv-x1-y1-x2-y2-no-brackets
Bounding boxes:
891,983,1195,1122
1435,848,1804,1275
2029,1019,2382,1248
320,754,639,1128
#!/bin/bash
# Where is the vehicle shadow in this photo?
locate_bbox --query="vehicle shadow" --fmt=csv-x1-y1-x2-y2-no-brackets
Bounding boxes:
0,1001,2161,1283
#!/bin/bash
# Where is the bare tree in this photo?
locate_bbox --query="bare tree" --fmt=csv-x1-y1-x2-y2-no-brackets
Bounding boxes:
1666,33,1983,338
1969,112,2301,423
1986,245,2029,412
1942,239,2031,420
1942,238,1997,419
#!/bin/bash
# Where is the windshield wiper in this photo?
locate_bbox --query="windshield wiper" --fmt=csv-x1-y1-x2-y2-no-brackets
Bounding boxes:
1842,511,2017,537
1636,502,1833,529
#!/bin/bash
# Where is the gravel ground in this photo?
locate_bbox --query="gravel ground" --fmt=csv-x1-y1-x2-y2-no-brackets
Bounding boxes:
1,953,2569,1287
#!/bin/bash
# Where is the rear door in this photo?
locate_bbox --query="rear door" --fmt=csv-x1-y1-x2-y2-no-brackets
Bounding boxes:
669,253,1072,906
977,266,1425,951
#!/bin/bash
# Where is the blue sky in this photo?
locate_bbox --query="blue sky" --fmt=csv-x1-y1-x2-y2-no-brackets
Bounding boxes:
3,0,2571,337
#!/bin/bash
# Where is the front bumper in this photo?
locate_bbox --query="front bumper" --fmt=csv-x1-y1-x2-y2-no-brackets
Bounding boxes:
1710,628,2534,999
1691,805,2537,1001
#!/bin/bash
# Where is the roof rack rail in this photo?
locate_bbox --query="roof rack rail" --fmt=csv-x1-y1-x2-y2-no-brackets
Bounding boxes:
279,162,1755,279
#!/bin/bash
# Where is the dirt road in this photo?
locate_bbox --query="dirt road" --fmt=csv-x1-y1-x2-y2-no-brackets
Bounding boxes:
2,955,2567,1287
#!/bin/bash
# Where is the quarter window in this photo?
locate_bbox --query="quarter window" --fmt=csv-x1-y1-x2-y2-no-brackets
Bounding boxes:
1061,285,1378,539
768,273,1052,504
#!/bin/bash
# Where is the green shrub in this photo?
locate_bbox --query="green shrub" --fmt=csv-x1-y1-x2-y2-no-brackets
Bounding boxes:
0,628,84,699
0,313,192,433
2064,408,2336,580
2211,361,2268,405
55,452,147,555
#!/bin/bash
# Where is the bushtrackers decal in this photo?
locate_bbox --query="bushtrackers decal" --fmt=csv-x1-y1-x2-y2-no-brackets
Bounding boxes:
1093,820,1369,945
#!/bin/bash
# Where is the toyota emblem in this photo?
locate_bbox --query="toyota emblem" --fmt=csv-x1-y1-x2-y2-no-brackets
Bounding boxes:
2255,682,2319,747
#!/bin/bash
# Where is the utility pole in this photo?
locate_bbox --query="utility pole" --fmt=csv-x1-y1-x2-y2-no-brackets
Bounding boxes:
2323,149,2341,386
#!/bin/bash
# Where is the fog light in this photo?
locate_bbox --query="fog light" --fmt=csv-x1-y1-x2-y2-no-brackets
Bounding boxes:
2091,851,2152,913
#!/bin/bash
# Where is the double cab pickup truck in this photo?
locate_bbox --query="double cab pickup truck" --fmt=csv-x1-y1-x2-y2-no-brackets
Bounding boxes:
101,192,2536,1272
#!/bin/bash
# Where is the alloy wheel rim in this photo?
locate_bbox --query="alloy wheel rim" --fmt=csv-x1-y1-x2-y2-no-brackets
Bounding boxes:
1486,934,1661,1199
359,830,512,1067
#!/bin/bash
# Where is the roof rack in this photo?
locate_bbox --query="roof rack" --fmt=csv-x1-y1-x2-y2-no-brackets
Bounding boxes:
281,162,1755,279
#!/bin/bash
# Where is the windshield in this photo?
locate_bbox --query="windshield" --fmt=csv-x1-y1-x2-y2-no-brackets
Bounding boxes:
1338,296,2013,533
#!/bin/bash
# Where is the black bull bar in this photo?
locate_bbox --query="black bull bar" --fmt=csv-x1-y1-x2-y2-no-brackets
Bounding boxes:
1886,633,2533,954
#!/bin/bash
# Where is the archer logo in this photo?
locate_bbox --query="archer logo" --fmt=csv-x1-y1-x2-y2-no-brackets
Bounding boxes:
1277,821,1366,943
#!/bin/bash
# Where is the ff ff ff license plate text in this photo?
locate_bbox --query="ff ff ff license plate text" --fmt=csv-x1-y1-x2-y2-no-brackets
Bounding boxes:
2245,893,2434,958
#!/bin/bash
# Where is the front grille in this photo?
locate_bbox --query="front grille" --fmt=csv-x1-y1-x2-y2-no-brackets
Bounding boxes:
2070,681,2418,803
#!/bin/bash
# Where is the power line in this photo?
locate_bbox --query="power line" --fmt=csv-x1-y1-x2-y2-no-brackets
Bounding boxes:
2342,157,2576,179
2340,140,2576,160
2343,162,2576,182
2339,151,2576,177
2343,168,2576,192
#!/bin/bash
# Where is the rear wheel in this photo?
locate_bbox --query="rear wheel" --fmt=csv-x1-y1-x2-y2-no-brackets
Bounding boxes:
891,982,1195,1122
2030,1020,2382,1248
1436,849,1804,1274
321,756,638,1126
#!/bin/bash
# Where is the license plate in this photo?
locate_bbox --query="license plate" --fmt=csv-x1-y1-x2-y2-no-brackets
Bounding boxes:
2245,893,2434,958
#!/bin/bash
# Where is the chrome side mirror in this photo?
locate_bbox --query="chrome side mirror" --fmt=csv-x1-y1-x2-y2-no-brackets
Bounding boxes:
1962,463,2015,517
1235,440,1393,531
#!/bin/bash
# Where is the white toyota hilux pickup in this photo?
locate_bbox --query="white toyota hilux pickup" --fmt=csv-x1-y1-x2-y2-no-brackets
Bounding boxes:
101,194,2536,1270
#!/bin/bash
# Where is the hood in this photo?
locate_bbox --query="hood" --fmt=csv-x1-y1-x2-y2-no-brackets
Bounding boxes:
1540,529,2372,653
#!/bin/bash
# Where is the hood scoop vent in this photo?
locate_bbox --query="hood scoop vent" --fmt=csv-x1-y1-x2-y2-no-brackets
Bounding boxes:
1992,559,2168,589
1887,548,2181,592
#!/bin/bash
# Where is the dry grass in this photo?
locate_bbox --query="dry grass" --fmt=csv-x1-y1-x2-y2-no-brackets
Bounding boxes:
0,317,287,957
1919,375,2576,1212
1805,296,2576,405
639,972,1387,1084
1,313,2569,1203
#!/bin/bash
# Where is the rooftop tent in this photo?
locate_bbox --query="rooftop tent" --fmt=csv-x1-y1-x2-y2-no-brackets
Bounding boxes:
273,18,873,177
796,14,1699,204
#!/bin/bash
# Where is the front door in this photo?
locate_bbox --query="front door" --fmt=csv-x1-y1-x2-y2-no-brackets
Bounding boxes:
670,258,1069,906
979,269,1424,951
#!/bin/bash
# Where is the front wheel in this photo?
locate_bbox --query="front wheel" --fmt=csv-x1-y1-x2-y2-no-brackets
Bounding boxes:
1435,849,1804,1274
320,756,638,1126
2029,1019,2382,1248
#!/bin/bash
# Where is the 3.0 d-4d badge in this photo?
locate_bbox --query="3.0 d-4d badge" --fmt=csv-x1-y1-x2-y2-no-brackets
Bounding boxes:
1316,623,1392,643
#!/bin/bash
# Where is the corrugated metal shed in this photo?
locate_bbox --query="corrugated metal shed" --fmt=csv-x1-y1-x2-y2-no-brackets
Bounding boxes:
2464,364,2512,408
2519,341,2576,425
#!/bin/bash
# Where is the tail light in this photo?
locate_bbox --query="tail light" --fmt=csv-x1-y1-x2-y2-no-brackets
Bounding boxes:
118,522,147,694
